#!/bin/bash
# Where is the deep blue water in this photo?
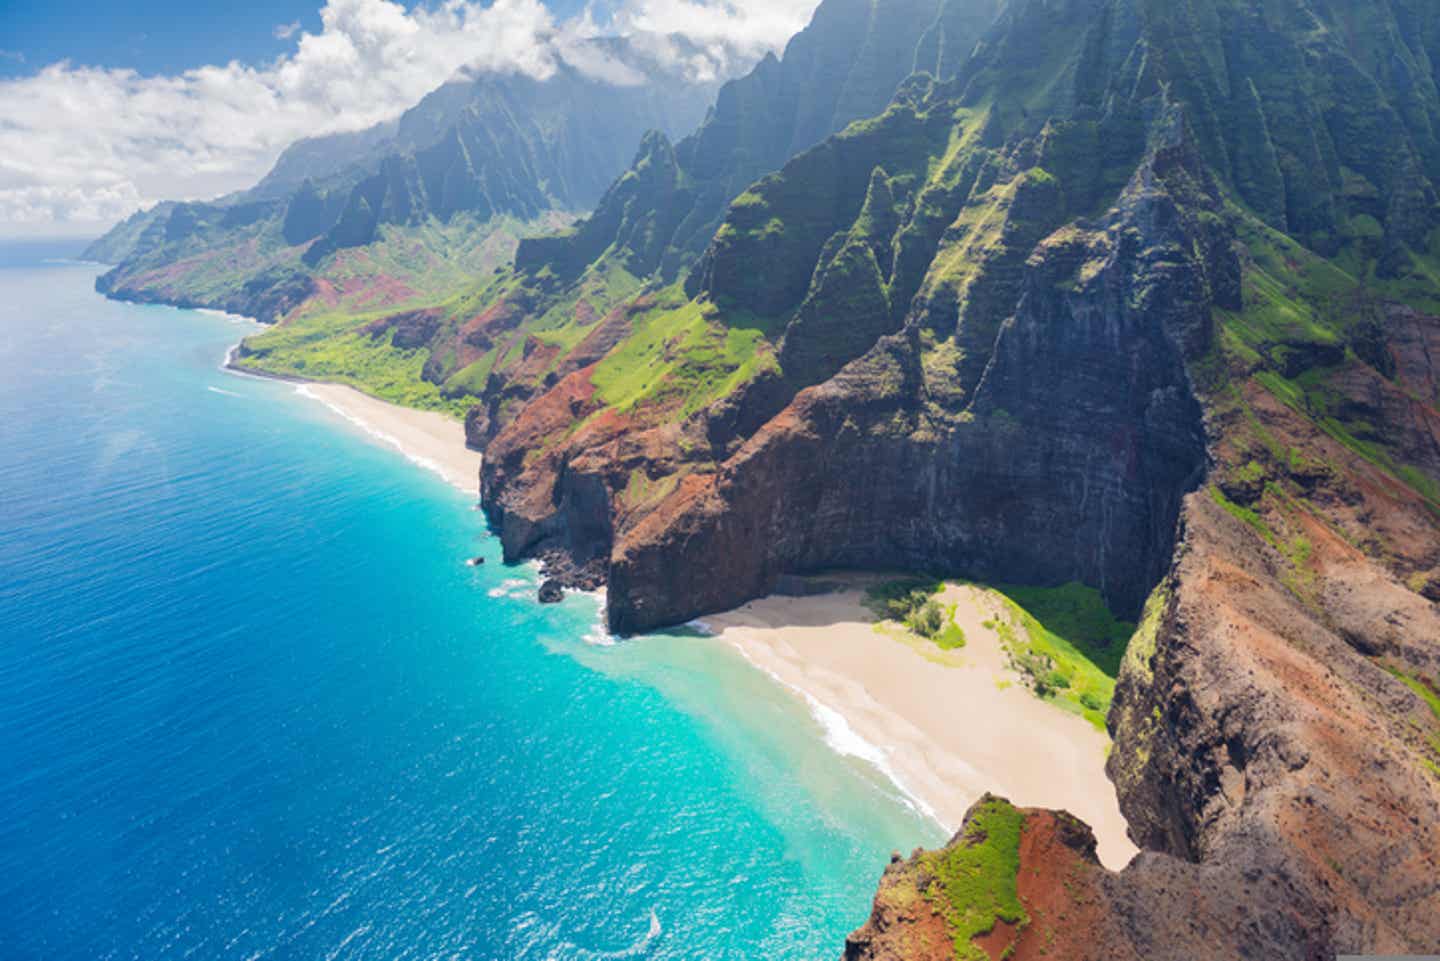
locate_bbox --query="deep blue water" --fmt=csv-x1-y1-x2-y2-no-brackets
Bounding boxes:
0,261,940,960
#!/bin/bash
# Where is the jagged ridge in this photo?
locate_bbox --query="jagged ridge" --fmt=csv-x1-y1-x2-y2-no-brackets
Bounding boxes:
470,1,1440,955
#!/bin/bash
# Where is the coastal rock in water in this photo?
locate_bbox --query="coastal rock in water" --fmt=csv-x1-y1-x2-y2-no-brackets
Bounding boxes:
537,580,565,604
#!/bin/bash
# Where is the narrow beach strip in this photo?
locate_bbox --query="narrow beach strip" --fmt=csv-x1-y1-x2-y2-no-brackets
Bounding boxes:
293,383,482,496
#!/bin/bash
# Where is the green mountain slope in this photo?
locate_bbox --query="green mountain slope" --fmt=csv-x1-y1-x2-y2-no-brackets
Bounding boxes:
221,0,1005,436
525,0,1006,283
477,0,1440,626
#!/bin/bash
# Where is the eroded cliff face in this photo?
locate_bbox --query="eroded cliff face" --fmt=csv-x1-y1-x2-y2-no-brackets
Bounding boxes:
842,109,1440,958
479,0,1440,635
606,108,1228,632
846,459,1440,960
483,31,1239,634
473,2,1440,954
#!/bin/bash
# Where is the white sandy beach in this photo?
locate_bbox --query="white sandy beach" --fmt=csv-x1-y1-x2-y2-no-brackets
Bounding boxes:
295,383,482,495
704,583,1139,869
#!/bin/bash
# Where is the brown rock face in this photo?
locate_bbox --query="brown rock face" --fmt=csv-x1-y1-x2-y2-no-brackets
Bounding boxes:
843,253,1440,961
606,112,1227,634
847,487,1440,961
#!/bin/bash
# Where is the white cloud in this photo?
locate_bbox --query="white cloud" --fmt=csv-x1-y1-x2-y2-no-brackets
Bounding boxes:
608,0,819,80
0,0,820,236
274,21,302,40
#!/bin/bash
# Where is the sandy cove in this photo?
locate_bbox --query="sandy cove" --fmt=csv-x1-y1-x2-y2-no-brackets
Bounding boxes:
703,583,1139,870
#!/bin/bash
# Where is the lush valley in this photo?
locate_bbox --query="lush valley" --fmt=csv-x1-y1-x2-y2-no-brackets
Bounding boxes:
87,0,1440,957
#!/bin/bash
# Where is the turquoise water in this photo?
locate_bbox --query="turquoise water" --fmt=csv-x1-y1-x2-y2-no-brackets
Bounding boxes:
0,261,942,960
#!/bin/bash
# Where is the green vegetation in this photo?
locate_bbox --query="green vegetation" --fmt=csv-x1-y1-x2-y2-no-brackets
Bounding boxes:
1121,582,1172,685
864,578,966,649
920,797,1028,961
232,213,649,422
986,583,1133,730
1210,484,1273,542
865,576,944,618
235,307,472,416
618,468,681,513
590,294,779,417
1212,210,1440,515
994,582,1133,678
1386,667,1440,780
1388,667,1440,722
869,579,1129,725
936,604,969,650
1209,484,1321,605
325,216,537,305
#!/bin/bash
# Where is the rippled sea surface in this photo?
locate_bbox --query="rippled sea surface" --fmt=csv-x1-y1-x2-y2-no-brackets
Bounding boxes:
0,259,941,961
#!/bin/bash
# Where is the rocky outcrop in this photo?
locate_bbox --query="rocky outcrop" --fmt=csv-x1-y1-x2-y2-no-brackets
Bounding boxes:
95,264,317,324
845,799,1132,961
479,0,1440,632
847,436,1440,959
625,114,1205,627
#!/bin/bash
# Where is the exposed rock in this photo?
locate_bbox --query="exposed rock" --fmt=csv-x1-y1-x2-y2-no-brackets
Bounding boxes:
603,96,1224,633
87,0,1440,953
537,580,565,604
523,0,1002,285
472,2,1440,956
363,308,441,350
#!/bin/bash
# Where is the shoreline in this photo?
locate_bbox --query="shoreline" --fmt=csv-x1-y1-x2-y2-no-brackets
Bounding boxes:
223,350,482,497
200,302,1128,867
700,584,1139,870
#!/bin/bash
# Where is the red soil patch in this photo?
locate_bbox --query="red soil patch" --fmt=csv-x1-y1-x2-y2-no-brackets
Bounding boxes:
1008,812,1120,961
971,918,1020,960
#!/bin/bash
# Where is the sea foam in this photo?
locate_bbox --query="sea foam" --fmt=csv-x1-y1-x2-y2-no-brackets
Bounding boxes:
293,385,467,493
723,637,943,827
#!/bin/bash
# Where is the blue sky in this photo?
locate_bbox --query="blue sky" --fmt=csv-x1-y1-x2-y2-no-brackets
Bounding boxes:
0,0,819,237
0,0,325,78
0,0,592,78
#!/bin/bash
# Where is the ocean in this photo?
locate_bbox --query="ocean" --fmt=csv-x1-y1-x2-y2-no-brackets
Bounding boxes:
0,258,942,960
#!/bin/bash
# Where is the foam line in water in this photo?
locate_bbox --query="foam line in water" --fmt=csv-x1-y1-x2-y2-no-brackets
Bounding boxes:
724,640,943,827
583,620,618,647
563,908,661,959
196,307,261,325
293,385,470,494
580,587,617,647
221,344,270,378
